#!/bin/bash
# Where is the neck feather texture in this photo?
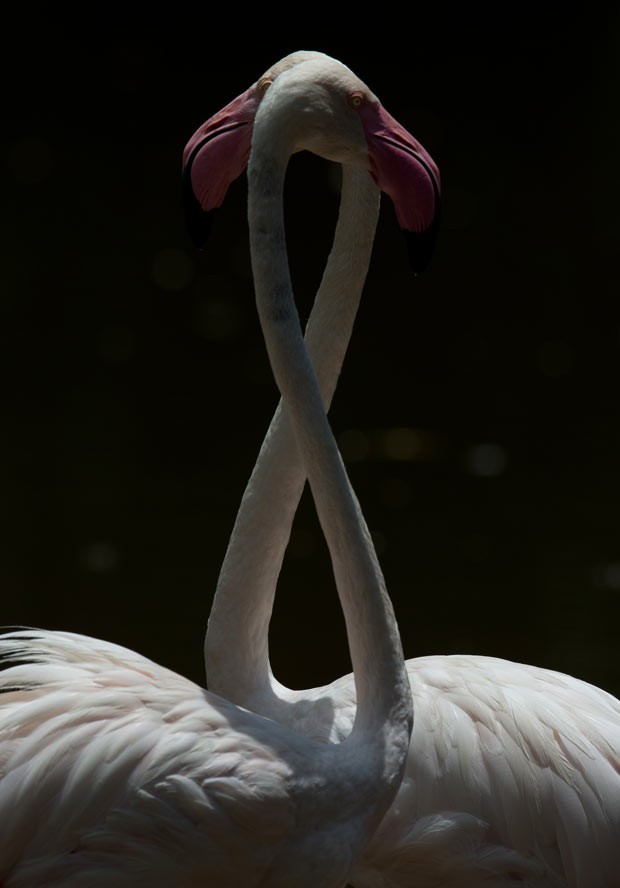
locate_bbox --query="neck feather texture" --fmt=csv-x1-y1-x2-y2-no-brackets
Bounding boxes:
206,167,380,708
246,121,411,778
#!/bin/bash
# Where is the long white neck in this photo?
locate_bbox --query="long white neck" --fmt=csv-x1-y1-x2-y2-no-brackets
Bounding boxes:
246,115,411,783
206,166,379,708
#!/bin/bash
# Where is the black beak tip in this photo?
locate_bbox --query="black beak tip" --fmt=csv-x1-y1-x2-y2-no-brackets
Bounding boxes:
404,208,441,276
182,166,212,250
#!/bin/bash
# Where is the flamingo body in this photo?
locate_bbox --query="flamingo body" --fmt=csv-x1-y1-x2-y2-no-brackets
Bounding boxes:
183,52,620,887
272,655,620,886
0,630,362,887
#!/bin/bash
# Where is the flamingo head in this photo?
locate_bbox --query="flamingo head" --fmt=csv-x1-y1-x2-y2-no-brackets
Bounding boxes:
183,51,441,274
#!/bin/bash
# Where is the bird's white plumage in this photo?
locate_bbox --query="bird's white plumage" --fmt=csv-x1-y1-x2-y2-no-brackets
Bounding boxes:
356,657,620,886
0,631,288,885
0,630,379,886
268,655,620,885
13,639,616,886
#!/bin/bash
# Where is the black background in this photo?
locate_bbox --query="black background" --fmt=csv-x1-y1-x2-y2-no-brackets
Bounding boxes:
3,7,619,697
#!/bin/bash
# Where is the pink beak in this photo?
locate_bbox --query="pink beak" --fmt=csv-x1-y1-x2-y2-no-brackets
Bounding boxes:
360,102,441,274
182,86,258,247
183,89,440,273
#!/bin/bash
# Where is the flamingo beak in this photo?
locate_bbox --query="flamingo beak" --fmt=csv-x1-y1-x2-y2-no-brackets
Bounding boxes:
360,102,441,274
183,86,441,275
182,86,259,248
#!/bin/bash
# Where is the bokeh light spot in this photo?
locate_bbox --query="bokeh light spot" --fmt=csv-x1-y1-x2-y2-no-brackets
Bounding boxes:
382,428,423,461
466,443,508,477
593,562,620,591
79,542,120,574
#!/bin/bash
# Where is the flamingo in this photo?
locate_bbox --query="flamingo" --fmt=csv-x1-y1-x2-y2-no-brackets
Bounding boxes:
0,52,422,888
184,52,620,886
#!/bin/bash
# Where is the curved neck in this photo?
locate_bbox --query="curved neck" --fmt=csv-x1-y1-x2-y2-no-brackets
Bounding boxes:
205,167,380,707
246,120,411,777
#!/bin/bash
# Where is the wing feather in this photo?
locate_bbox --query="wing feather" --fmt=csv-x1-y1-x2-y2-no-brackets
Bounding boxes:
330,654,620,886
0,630,300,886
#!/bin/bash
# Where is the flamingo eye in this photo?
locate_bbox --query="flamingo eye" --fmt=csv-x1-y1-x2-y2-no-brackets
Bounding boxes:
258,78,273,94
348,92,364,109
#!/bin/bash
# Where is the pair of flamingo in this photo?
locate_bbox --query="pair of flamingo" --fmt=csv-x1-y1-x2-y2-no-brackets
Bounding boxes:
0,51,619,887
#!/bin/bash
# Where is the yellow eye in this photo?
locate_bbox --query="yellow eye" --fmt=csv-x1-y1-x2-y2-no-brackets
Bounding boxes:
258,78,273,94
348,92,364,109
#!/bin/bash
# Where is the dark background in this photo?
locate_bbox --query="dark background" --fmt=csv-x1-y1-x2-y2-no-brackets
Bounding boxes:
3,7,619,697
